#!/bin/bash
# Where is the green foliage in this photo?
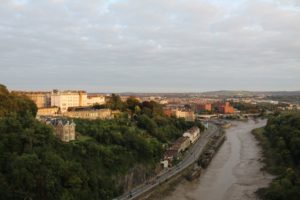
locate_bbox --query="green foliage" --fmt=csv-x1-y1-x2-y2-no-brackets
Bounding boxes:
0,88,37,118
255,111,300,200
0,87,202,200
106,94,125,111
231,101,284,115
74,117,162,164
126,96,140,112
231,102,261,113
0,88,120,200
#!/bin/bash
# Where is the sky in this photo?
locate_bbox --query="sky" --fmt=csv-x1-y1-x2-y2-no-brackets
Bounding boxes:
0,0,300,92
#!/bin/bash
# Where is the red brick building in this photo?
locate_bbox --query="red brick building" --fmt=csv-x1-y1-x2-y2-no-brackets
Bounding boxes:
218,102,234,114
163,108,175,117
196,103,212,112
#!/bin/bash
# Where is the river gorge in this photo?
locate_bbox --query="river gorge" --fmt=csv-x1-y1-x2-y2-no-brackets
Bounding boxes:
161,119,273,200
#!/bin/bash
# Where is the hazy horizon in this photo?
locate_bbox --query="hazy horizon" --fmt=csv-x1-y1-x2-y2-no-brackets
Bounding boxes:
1,0,300,92
6,86,300,94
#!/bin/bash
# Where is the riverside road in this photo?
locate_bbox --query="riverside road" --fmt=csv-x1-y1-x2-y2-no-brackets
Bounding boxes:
162,119,273,200
116,122,220,200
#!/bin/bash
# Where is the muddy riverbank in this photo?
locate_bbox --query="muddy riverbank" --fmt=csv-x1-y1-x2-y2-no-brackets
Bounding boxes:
161,119,273,200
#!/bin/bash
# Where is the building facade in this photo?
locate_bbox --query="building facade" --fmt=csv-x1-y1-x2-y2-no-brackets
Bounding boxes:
183,126,200,143
163,108,175,117
170,136,191,153
196,103,212,112
44,118,76,142
175,109,195,121
162,126,201,166
37,107,59,116
51,90,87,113
13,91,51,108
218,102,234,114
164,136,190,162
63,108,113,120
86,95,106,106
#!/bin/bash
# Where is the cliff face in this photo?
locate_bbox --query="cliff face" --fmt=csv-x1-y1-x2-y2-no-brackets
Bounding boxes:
117,164,161,192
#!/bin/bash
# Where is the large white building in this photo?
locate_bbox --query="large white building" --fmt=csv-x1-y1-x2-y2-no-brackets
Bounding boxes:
86,95,106,106
183,126,200,144
51,90,87,113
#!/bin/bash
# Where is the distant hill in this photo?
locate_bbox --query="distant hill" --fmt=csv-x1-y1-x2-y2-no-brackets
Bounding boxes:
262,91,300,96
200,90,300,97
200,90,255,97
108,90,300,98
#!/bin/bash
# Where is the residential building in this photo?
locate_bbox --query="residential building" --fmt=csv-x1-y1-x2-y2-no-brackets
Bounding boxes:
37,107,59,116
175,109,195,121
162,126,201,166
159,99,168,105
120,96,130,102
170,136,191,153
218,102,234,114
163,149,178,161
63,108,113,120
51,90,87,113
44,118,76,142
87,95,106,106
160,160,169,168
164,136,190,161
163,108,175,117
183,126,200,143
12,91,51,108
196,103,212,112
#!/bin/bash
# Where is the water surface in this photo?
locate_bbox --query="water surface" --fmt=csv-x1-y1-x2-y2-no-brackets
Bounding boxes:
162,119,273,200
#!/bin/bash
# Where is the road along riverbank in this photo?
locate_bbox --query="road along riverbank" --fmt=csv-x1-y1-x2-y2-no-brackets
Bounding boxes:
141,124,225,200
160,119,273,200
116,123,222,200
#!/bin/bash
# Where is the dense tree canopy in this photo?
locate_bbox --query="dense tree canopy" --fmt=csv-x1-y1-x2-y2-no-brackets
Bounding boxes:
255,112,300,200
0,84,37,118
0,85,202,200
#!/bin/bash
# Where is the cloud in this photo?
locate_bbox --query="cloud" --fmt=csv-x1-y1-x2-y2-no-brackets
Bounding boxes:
0,0,299,92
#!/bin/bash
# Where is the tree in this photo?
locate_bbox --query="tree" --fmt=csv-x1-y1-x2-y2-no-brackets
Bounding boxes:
106,94,125,111
126,97,140,112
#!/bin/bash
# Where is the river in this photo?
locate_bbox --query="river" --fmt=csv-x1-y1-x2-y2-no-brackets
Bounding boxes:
161,119,273,200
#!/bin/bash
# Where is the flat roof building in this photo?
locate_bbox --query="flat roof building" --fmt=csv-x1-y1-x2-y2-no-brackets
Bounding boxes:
218,102,234,114
51,90,87,113
12,91,51,108
196,103,212,112
86,95,106,106
63,108,113,120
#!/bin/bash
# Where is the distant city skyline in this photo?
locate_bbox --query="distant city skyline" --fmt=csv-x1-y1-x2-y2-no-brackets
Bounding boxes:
1,0,300,92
